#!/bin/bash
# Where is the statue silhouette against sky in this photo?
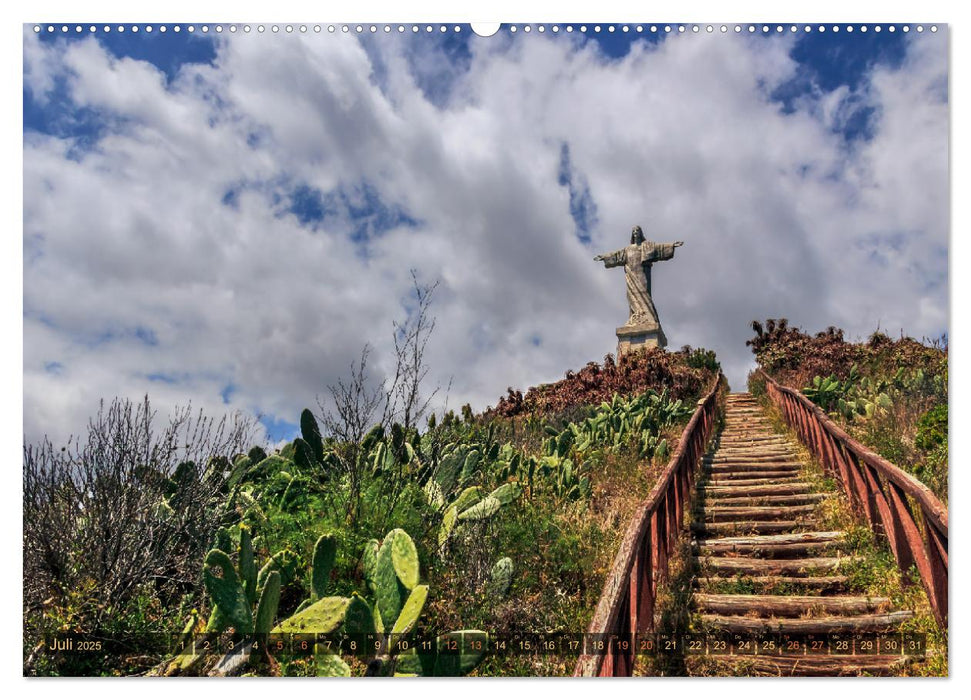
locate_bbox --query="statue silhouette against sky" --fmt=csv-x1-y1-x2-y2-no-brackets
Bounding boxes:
595,225,683,329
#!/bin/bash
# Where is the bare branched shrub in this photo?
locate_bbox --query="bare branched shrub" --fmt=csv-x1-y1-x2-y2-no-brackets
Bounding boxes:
383,270,440,431
320,270,442,441
319,343,385,445
23,396,256,624
314,271,442,524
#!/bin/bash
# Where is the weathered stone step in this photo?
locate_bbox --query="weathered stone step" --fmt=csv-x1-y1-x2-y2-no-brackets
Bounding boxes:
694,556,857,575
697,504,816,522
694,593,891,617
698,611,913,635
703,655,909,677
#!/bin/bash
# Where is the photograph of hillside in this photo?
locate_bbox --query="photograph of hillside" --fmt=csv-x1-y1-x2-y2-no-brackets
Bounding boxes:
23,21,948,678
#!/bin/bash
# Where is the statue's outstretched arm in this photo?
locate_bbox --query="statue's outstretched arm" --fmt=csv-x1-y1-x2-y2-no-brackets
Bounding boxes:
594,248,626,268
646,241,682,263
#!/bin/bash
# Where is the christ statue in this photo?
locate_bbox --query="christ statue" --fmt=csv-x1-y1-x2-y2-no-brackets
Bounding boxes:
594,225,683,328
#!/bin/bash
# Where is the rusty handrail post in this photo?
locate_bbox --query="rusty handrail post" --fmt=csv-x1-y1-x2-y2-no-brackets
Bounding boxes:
573,373,725,677
758,370,948,630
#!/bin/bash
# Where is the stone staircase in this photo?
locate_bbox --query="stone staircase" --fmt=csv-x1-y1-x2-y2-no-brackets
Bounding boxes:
687,392,916,676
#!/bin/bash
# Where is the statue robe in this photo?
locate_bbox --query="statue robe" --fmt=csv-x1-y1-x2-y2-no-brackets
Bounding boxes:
598,241,677,327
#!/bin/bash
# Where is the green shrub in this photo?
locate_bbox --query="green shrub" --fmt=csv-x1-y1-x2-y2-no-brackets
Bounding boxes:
915,403,947,451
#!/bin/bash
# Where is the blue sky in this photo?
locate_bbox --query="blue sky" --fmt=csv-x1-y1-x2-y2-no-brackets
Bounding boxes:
23,24,948,445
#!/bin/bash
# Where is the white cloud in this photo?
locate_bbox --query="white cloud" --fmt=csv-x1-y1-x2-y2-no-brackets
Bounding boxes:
23,28,948,445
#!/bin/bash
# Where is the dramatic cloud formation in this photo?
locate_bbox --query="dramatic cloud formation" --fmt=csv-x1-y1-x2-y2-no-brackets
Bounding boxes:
23,26,948,445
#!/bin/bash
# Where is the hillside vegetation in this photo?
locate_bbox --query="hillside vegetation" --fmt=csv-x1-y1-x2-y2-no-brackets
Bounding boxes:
746,319,948,501
24,348,719,677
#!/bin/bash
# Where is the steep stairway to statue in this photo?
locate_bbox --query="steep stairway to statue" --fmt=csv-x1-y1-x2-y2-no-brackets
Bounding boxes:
686,393,917,676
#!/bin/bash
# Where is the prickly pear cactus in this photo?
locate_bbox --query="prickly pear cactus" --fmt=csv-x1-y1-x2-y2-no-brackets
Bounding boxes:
374,533,407,628
312,534,337,600
316,650,352,677
292,437,315,470
361,539,380,595
438,506,458,549
460,449,481,482
458,496,501,520
360,424,385,452
239,525,257,606
203,549,253,634
393,630,489,677
391,584,428,635
343,593,376,637
487,557,514,598
257,548,301,589
449,486,483,513
390,529,420,590
214,527,233,555
272,596,350,634
254,570,281,634
300,408,324,463
424,478,445,509
489,482,522,506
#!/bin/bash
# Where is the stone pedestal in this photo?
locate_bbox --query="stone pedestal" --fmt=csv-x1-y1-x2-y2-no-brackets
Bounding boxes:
616,322,667,356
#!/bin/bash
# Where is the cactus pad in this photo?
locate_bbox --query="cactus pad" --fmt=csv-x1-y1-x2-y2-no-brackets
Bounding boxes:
203,549,253,634
487,557,514,598
390,529,420,590
489,482,522,506
254,570,281,634
391,584,428,635
238,525,257,606
316,651,351,677
300,408,324,463
458,496,501,520
424,479,445,509
361,539,380,595
449,486,483,513
438,506,458,548
343,593,376,637
393,630,489,677
214,527,233,554
375,534,406,629
312,533,337,600
258,548,301,589
272,596,350,634
433,631,489,676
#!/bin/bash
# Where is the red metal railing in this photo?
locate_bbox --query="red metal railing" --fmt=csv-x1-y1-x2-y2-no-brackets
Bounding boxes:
573,374,725,677
760,370,948,630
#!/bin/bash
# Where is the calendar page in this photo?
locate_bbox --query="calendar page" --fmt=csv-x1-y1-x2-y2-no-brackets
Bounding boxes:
22,15,949,679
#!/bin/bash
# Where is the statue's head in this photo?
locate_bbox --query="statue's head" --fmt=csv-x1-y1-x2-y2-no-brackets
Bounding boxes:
630,225,645,244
